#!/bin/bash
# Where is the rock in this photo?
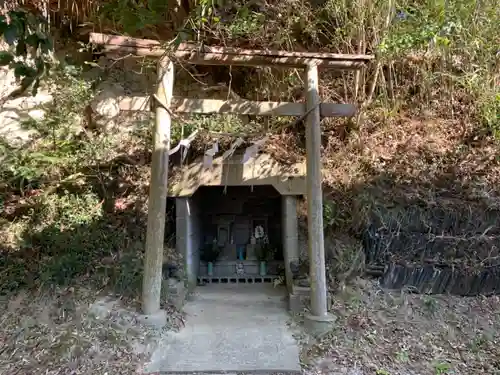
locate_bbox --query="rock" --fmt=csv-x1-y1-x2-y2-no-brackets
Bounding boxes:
91,83,125,119
0,62,54,146
27,109,46,121
0,94,53,146
0,66,17,98
2,93,53,110
0,110,36,146
92,96,120,118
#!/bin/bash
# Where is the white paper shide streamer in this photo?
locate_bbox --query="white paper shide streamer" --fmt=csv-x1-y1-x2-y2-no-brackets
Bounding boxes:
203,140,219,169
222,137,244,161
173,132,268,169
242,136,268,164
169,129,199,164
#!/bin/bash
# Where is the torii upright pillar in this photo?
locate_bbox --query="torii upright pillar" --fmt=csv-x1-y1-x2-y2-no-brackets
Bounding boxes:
304,62,336,336
142,57,174,315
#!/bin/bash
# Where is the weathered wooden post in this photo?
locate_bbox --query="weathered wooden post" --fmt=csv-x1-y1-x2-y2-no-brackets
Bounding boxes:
304,61,335,335
142,57,174,315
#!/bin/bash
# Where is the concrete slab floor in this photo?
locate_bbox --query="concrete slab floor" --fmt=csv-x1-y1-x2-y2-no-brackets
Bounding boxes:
142,284,301,375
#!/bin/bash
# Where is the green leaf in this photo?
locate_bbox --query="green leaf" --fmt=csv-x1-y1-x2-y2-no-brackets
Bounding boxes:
9,10,27,21
34,57,45,75
173,31,189,48
20,75,36,91
0,15,8,35
239,7,249,18
3,24,18,45
31,77,41,96
40,38,53,53
13,63,37,78
25,33,40,48
7,10,27,38
15,39,27,56
0,51,14,66
84,61,101,68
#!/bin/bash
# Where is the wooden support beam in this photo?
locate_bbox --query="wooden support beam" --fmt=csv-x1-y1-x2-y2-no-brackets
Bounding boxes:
101,45,366,69
117,96,357,117
304,63,329,320
142,57,174,315
90,32,162,50
174,51,366,69
90,32,373,69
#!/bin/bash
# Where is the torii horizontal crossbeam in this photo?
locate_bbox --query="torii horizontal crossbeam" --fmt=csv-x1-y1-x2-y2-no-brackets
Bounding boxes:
90,33,374,69
117,96,357,117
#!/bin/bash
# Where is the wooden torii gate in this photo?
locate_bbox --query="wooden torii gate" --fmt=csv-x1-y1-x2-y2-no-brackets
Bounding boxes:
90,32,373,330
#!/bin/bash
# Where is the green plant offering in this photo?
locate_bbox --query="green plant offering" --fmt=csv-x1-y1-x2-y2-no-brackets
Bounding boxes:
201,241,221,264
255,242,276,262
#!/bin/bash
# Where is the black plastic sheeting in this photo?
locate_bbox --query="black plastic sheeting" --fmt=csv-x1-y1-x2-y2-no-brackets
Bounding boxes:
380,263,500,296
363,224,500,296
363,226,500,267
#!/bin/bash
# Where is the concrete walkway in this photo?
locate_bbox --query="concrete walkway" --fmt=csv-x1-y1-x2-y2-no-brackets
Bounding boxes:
143,284,301,374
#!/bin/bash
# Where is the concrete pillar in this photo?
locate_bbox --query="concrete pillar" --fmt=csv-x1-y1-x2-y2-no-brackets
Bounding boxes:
282,195,299,293
176,197,199,291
